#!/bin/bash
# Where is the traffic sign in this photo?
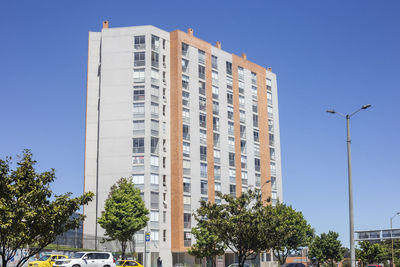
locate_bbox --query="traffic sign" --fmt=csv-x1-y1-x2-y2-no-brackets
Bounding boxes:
145,232,150,242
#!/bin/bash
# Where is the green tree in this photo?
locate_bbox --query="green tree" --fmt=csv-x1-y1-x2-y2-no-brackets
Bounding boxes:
191,190,272,267
0,150,93,267
308,231,344,267
188,201,226,267
356,241,386,266
267,202,314,265
98,177,149,259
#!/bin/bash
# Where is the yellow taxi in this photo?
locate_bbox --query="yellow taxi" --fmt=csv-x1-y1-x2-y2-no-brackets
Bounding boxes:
116,260,143,267
29,254,68,267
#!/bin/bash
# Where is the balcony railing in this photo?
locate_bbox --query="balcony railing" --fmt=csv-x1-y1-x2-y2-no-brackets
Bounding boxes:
134,44,145,50
152,61,159,68
134,60,145,67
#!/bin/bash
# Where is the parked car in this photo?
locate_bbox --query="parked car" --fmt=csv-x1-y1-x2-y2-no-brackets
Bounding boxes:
29,254,68,267
227,264,251,267
53,252,115,267
116,260,143,267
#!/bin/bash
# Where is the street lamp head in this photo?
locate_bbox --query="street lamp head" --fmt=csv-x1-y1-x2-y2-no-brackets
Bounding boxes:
361,104,371,110
326,109,336,114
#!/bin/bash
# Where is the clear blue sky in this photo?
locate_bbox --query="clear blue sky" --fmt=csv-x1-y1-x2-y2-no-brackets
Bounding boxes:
1,0,399,247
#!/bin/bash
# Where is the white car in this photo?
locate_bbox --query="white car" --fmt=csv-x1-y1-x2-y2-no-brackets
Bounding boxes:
53,252,115,267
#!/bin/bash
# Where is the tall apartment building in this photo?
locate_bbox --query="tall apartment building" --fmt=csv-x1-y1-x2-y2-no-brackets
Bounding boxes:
84,21,283,267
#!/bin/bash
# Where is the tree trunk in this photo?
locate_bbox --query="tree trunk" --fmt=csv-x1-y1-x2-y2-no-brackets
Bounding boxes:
121,241,127,260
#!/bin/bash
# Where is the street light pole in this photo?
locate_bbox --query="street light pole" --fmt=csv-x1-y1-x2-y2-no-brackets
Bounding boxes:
326,104,371,267
391,212,400,267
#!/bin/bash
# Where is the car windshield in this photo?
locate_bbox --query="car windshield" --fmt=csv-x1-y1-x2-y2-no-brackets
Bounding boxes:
38,256,50,261
70,252,85,259
116,261,125,265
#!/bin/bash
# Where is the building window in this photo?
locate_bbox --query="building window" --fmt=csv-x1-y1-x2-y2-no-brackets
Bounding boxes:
226,61,232,75
227,106,234,120
251,72,257,85
226,76,233,89
200,146,207,161
151,68,159,84
183,177,191,193
199,81,206,96
200,162,208,177
133,120,145,135
267,91,273,105
151,156,159,167
253,114,259,128
198,65,206,80
255,158,260,172
213,133,220,148
268,119,274,132
241,171,248,185
240,110,246,123
182,42,189,57
228,137,235,151
151,137,159,154
240,140,247,154
240,124,246,138
239,80,245,94
151,192,159,209
151,35,160,51
151,173,159,185
215,182,221,193
227,92,233,105
241,155,247,169
252,100,258,113
211,55,218,69
255,173,261,187
163,230,166,242
182,58,189,73
229,152,235,167
133,86,145,101
254,144,260,156
182,108,190,123
184,213,191,229
270,162,276,175
229,169,236,183
213,100,219,115
270,148,275,161
133,138,145,153
183,159,191,174
230,184,236,196
253,130,259,142
134,35,145,49
183,124,190,141
214,165,221,180
133,102,145,117
212,70,219,85
182,91,190,107
132,156,144,165
151,102,159,116
150,211,159,222
183,195,191,211
214,149,221,164
252,86,258,99
199,113,207,128
213,117,220,132
228,121,234,136
271,176,277,190
134,52,145,67
269,133,275,146
151,230,159,241
239,95,245,108
151,120,159,135
212,85,219,99
151,51,159,68
198,49,206,64
200,180,208,195
238,66,244,80
132,174,144,185
200,129,207,145
133,69,145,83
182,74,189,89
183,142,190,157
266,78,272,90
268,106,273,118
199,96,206,112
